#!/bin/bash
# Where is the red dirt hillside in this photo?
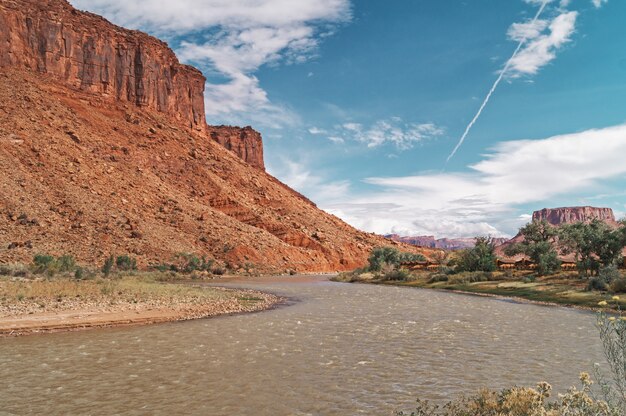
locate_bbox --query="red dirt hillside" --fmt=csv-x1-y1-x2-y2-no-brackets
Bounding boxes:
0,0,434,272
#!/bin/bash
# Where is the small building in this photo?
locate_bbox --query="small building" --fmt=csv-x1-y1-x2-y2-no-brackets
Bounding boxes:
496,259,517,270
560,261,577,270
401,261,438,271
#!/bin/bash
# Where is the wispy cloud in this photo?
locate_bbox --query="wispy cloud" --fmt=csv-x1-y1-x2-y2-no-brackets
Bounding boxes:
507,11,577,77
446,0,552,162
321,124,626,238
70,0,351,127
592,0,609,8
266,158,350,205
310,118,444,150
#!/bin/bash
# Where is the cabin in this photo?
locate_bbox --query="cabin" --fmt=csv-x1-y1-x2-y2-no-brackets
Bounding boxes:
514,258,537,270
560,261,577,270
401,261,439,271
496,259,517,270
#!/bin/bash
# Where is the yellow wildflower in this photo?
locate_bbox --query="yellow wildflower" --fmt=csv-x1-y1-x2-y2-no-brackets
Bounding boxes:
612,296,620,301
598,301,608,306
608,317,616,322
579,372,592,386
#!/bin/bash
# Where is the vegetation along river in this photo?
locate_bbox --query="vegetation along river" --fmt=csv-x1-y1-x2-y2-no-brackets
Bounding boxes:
0,275,606,415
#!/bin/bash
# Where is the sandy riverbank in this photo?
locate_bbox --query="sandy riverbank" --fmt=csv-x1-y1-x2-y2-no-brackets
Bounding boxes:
0,276,283,336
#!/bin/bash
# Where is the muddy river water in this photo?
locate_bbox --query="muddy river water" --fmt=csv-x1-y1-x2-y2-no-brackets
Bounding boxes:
0,276,605,415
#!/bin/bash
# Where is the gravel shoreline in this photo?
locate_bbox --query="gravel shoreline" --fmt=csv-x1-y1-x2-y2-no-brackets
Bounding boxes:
0,279,283,337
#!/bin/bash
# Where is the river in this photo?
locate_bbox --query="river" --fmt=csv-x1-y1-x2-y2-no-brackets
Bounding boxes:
0,276,605,415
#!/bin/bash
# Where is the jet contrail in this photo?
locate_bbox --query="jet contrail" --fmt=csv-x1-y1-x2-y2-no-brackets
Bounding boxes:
446,0,551,163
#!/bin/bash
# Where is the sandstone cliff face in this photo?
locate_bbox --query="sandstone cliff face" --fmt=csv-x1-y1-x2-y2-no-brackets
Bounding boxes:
0,0,435,271
207,126,265,170
0,69,437,271
532,207,617,226
0,0,207,132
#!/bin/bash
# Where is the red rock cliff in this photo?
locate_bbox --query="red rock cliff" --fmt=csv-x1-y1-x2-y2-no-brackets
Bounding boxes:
0,0,208,132
208,126,265,170
532,207,617,226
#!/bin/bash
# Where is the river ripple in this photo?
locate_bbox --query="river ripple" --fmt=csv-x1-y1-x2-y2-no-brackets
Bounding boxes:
0,276,605,415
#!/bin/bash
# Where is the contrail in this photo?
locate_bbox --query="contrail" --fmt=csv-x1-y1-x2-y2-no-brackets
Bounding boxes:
446,0,551,163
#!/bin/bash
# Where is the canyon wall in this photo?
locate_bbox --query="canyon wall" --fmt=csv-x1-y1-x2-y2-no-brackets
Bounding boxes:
208,126,265,170
0,0,208,132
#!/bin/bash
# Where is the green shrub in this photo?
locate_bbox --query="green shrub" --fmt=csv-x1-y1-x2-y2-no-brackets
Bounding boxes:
116,255,137,271
588,276,609,291
0,265,12,276
74,267,84,280
610,278,626,293
383,269,410,281
455,237,497,273
368,247,425,272
599,264,621,284
428,274,449,283
522,275,536,284
56,255,76,273
151,263,174,273
32,254,56,275
468,271,492,283
102,256,114,277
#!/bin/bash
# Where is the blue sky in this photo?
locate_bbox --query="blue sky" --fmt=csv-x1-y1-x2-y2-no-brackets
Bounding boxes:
71,0,626,238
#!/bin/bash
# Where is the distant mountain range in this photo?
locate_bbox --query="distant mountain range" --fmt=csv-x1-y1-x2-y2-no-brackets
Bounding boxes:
388,206,619,251
386,234,508,251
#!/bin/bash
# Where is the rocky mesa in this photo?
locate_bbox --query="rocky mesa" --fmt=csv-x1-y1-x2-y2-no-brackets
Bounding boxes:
532,206,617,227
0,0,433,272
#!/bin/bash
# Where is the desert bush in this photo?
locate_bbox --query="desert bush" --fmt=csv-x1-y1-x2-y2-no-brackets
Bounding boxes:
428,274,449,283
74,267,84,280
0,265,13,276
150,263,174,273
102,256,114,277
522,275,536,284
588,276,609,292
368,247,425,272
610,278,626,293
594,302,626,413
382,269,410,281
56,255,76,273
398,376,617,415
212,267,226,276
469,271,492,283
32,254,57,275
116,255,137,271
599,264,621,284
587,265,620,291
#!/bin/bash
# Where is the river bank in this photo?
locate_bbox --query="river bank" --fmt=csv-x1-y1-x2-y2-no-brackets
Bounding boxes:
0,274,282,336
332,271,625,311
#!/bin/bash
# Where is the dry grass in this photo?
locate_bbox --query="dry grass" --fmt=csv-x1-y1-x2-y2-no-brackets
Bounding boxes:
0,273,262,317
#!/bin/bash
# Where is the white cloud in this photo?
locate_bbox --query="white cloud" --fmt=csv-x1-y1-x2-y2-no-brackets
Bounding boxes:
70,0,351,127
320,124,626,238
308,127,327,135
507,11,578,77
592,0,608,8
266,158,350,205
507,19,549,42
312,118,444,149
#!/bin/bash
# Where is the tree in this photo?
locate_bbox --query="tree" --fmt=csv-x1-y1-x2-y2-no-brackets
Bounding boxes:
368,247,425,272
559,220,625,276
505,220,561,275
455,236,497,272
